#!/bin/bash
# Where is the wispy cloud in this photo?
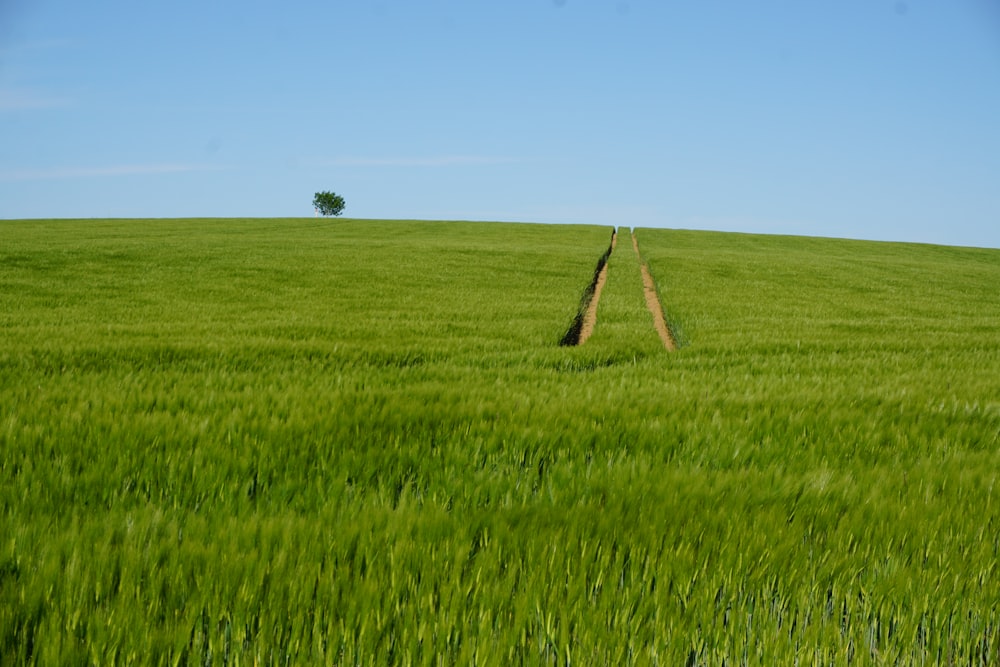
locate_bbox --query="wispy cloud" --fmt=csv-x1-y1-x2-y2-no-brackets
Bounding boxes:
0,40,78,110
309,155,521,168
0,38,77,56
0,87,72,111
0,164,225,181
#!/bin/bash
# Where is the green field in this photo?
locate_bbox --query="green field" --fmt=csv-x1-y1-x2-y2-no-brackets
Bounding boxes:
2,218,999,665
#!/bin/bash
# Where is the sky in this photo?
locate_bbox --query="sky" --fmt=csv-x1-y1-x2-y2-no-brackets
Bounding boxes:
2,0,999,248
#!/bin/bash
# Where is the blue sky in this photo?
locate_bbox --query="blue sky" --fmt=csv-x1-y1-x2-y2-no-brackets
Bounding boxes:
2,1,999,248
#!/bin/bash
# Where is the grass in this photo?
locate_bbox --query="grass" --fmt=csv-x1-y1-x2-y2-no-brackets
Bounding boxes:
2,218,1000,664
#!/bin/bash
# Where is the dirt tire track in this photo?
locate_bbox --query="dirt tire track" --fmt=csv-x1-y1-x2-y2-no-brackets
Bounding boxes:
631,231,678,351
560,228,616,346
577,229,617,344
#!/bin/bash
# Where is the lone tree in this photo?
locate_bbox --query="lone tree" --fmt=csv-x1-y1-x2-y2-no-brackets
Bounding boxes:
313,191,346,217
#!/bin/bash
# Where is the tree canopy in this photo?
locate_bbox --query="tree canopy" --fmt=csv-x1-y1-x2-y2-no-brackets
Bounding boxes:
313,191,346,217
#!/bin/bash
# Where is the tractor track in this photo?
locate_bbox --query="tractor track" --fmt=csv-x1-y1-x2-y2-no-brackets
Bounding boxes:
559,229,616,346
578,230,617,344
631,230,678,351
560,227,678,350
